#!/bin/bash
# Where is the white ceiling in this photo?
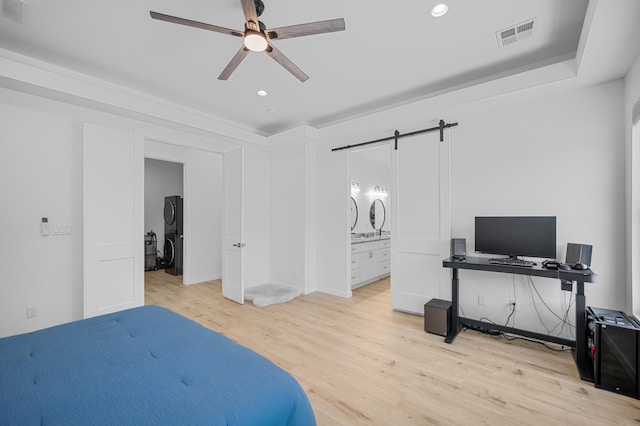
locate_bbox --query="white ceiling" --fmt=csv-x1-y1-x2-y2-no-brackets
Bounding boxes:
0,0,639,136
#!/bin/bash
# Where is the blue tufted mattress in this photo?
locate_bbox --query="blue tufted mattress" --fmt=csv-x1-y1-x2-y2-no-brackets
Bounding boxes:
0,305,316,425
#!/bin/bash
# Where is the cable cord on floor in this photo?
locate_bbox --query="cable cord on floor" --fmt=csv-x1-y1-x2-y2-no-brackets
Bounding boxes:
462,322,572,352
460,275,575,351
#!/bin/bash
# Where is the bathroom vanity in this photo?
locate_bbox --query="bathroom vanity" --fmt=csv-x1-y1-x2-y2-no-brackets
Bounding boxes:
351,234,390,289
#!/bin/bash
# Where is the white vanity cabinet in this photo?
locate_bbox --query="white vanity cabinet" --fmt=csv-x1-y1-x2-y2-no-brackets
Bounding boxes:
351,238,391,289
378,238,390,276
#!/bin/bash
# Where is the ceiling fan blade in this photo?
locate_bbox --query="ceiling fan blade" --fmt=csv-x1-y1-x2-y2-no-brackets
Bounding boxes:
150,11,243,37
267,18,345,41
218,46,250,80
240,0,260,32
265,43,309,82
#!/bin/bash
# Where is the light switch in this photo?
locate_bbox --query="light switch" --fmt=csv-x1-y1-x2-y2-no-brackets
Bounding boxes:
41,218,49,236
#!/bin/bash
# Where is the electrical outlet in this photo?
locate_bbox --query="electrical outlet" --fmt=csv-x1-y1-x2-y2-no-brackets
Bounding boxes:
27,305,38,318
508,299,517,311
478,295,486,306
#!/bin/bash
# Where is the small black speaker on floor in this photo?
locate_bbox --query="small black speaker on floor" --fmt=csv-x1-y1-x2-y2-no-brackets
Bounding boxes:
451,238,466,260
424,299,452,336
566,243,593,266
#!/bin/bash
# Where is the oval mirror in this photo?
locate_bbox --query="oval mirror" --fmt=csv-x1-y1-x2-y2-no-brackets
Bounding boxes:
350,197,358,231
369,199,386,230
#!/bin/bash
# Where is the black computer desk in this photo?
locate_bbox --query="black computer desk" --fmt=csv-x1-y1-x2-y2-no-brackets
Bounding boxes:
442,256,597,382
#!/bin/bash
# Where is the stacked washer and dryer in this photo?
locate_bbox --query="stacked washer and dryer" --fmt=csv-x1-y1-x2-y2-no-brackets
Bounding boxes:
163,195,183,276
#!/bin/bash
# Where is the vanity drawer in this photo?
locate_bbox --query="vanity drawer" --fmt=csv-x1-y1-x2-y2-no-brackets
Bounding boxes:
378,261,390,276
351,268,361,283
380,239,391,249
351,244,360,255
379,248,390,262
351,255,360,269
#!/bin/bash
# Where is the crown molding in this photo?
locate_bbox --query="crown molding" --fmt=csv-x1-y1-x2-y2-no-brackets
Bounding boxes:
0,48,267,147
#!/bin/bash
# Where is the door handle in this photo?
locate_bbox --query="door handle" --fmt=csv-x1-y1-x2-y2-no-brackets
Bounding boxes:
232,243,246,248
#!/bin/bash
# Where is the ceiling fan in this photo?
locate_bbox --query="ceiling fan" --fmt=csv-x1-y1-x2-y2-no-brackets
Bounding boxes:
150,0,345,82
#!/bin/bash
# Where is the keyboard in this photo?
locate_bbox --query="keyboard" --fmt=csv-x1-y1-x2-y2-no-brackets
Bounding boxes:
488,257,536,267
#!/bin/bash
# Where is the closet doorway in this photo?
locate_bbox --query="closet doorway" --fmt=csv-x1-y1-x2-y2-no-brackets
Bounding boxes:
144,158,184,284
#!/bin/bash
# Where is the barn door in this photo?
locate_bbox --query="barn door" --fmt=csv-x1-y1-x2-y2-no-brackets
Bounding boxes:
391,130,451,313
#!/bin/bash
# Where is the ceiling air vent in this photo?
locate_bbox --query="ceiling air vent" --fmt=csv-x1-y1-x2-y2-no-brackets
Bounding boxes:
1,0,25,24
496,17,535,48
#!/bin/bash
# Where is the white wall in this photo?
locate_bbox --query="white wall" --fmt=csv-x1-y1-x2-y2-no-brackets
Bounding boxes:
144,158,183,257
315,79,626,339
268,133,319,294
626,53,640,318
0,88,236,337
315,145,351,297
269,141,306,291
0,100,83,337
451,81,624,337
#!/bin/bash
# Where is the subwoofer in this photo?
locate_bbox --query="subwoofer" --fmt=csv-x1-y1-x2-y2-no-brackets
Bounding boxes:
424,299,452,336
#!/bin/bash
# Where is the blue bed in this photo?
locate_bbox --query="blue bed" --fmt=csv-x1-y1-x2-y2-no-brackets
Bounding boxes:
0,305,316,425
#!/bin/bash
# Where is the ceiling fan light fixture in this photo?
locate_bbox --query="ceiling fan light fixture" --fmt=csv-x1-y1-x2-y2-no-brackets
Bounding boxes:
431,3,448,17
244,31,268,52
149,1,346,82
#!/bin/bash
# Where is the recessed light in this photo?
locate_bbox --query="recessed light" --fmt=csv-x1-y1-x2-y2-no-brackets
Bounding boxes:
431,3,448,17
257,90,268,97
265,109,277,114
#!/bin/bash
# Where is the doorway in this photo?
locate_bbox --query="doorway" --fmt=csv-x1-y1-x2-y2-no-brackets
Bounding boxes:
144,158,184,284
349,144,392,292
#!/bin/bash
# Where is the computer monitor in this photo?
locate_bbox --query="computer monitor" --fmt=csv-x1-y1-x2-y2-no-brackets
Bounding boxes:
475,216,556,259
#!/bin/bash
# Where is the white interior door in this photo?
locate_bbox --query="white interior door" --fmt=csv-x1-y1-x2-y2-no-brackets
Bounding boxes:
222,148,245,304
83,123,144,318
391,130,451,314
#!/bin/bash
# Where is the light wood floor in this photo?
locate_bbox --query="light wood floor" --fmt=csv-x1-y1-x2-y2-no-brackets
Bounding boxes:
145,271,640,425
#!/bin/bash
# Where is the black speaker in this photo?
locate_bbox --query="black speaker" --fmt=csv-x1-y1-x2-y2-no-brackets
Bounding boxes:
451,238,466,260
566,243,593,266
424,299,452,336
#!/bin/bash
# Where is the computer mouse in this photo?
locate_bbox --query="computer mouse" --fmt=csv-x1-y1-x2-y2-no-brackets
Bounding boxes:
572,262,589,270
560,264,571,270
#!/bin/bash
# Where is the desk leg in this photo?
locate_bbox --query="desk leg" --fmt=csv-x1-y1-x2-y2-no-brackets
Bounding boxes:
445,268,460,343
573,281,593,381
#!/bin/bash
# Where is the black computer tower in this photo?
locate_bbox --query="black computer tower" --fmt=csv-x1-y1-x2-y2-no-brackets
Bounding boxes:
588,306,640,399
